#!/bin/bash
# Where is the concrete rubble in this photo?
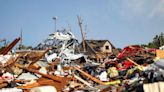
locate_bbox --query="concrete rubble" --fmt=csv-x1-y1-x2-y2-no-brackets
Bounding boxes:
0,30,164,92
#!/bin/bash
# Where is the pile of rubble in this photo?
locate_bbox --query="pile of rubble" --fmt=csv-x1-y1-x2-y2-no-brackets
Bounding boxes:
0,30,164,92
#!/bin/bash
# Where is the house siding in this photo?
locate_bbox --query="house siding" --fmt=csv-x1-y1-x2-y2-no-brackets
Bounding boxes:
102,41,112,53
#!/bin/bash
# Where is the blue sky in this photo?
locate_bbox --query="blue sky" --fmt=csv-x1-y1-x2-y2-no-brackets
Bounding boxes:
0,0,164,48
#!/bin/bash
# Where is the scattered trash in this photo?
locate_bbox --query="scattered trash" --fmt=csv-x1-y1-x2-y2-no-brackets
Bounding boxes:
1,30,164,92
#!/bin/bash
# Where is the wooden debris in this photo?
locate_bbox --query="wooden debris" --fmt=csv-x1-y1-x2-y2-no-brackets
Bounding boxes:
0,83,8,89
39,77,69,92
14,63,61,83
127,58,144,70
0,37,20,55
1,54,20,68
99,86,112,92
74,74,93,88
74,67,106,85
49,58,60,67
29,49,50,65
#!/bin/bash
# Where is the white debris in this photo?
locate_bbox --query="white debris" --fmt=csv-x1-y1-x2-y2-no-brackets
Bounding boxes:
45,53,57,63
160,45,164,50
0,88,22,92
0,55,12,65
1,72,14,81
39,67,47,74
99,71,108,81
30,86,57,92
36,67,47,78
17,72,38,80
49,31,75,41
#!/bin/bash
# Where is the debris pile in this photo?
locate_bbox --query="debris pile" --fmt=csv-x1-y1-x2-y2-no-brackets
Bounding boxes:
0,30,164,92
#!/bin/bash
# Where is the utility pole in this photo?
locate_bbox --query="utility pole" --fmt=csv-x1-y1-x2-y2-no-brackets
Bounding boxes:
52,16,58,32
77,16,86,52
20,29,23,47
18,28,23,49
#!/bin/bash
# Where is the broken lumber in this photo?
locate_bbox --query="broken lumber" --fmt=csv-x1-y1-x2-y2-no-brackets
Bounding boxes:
14,63,61,83
48,58,61,71
0,80,6,84
17,79,54,89
74,67,105,85
2,54,20,68
0,83,8,89
0,37,20,55
38,77,69,92
49,58,60,67
74,67,120,85
29,49,50,65
127,58,140,66
74,74,93,88
127,58,144,70
100,86,112,92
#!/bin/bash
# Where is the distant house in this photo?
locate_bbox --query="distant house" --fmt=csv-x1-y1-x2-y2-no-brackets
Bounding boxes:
79,40,116,61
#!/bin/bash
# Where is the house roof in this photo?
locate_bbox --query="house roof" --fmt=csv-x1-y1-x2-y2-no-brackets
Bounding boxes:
79,40,116,59
79,39,115,53
81,40,115,53
85,40,115,48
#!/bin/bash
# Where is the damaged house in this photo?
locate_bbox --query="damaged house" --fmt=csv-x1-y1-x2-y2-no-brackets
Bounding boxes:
79,40,115,62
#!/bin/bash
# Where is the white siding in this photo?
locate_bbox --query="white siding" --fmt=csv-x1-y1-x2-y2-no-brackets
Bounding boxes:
102,41,112,53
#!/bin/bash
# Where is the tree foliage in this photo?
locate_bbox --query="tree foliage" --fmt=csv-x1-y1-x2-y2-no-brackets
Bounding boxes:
145,32,164,48
17,44,33,50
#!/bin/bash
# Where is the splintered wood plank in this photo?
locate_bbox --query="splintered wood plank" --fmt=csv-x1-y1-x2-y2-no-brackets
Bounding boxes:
2,54,20,68
74,67,105,85
0,83,8,89
38,77,69,92
14,63,61,83
17,77,69,92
